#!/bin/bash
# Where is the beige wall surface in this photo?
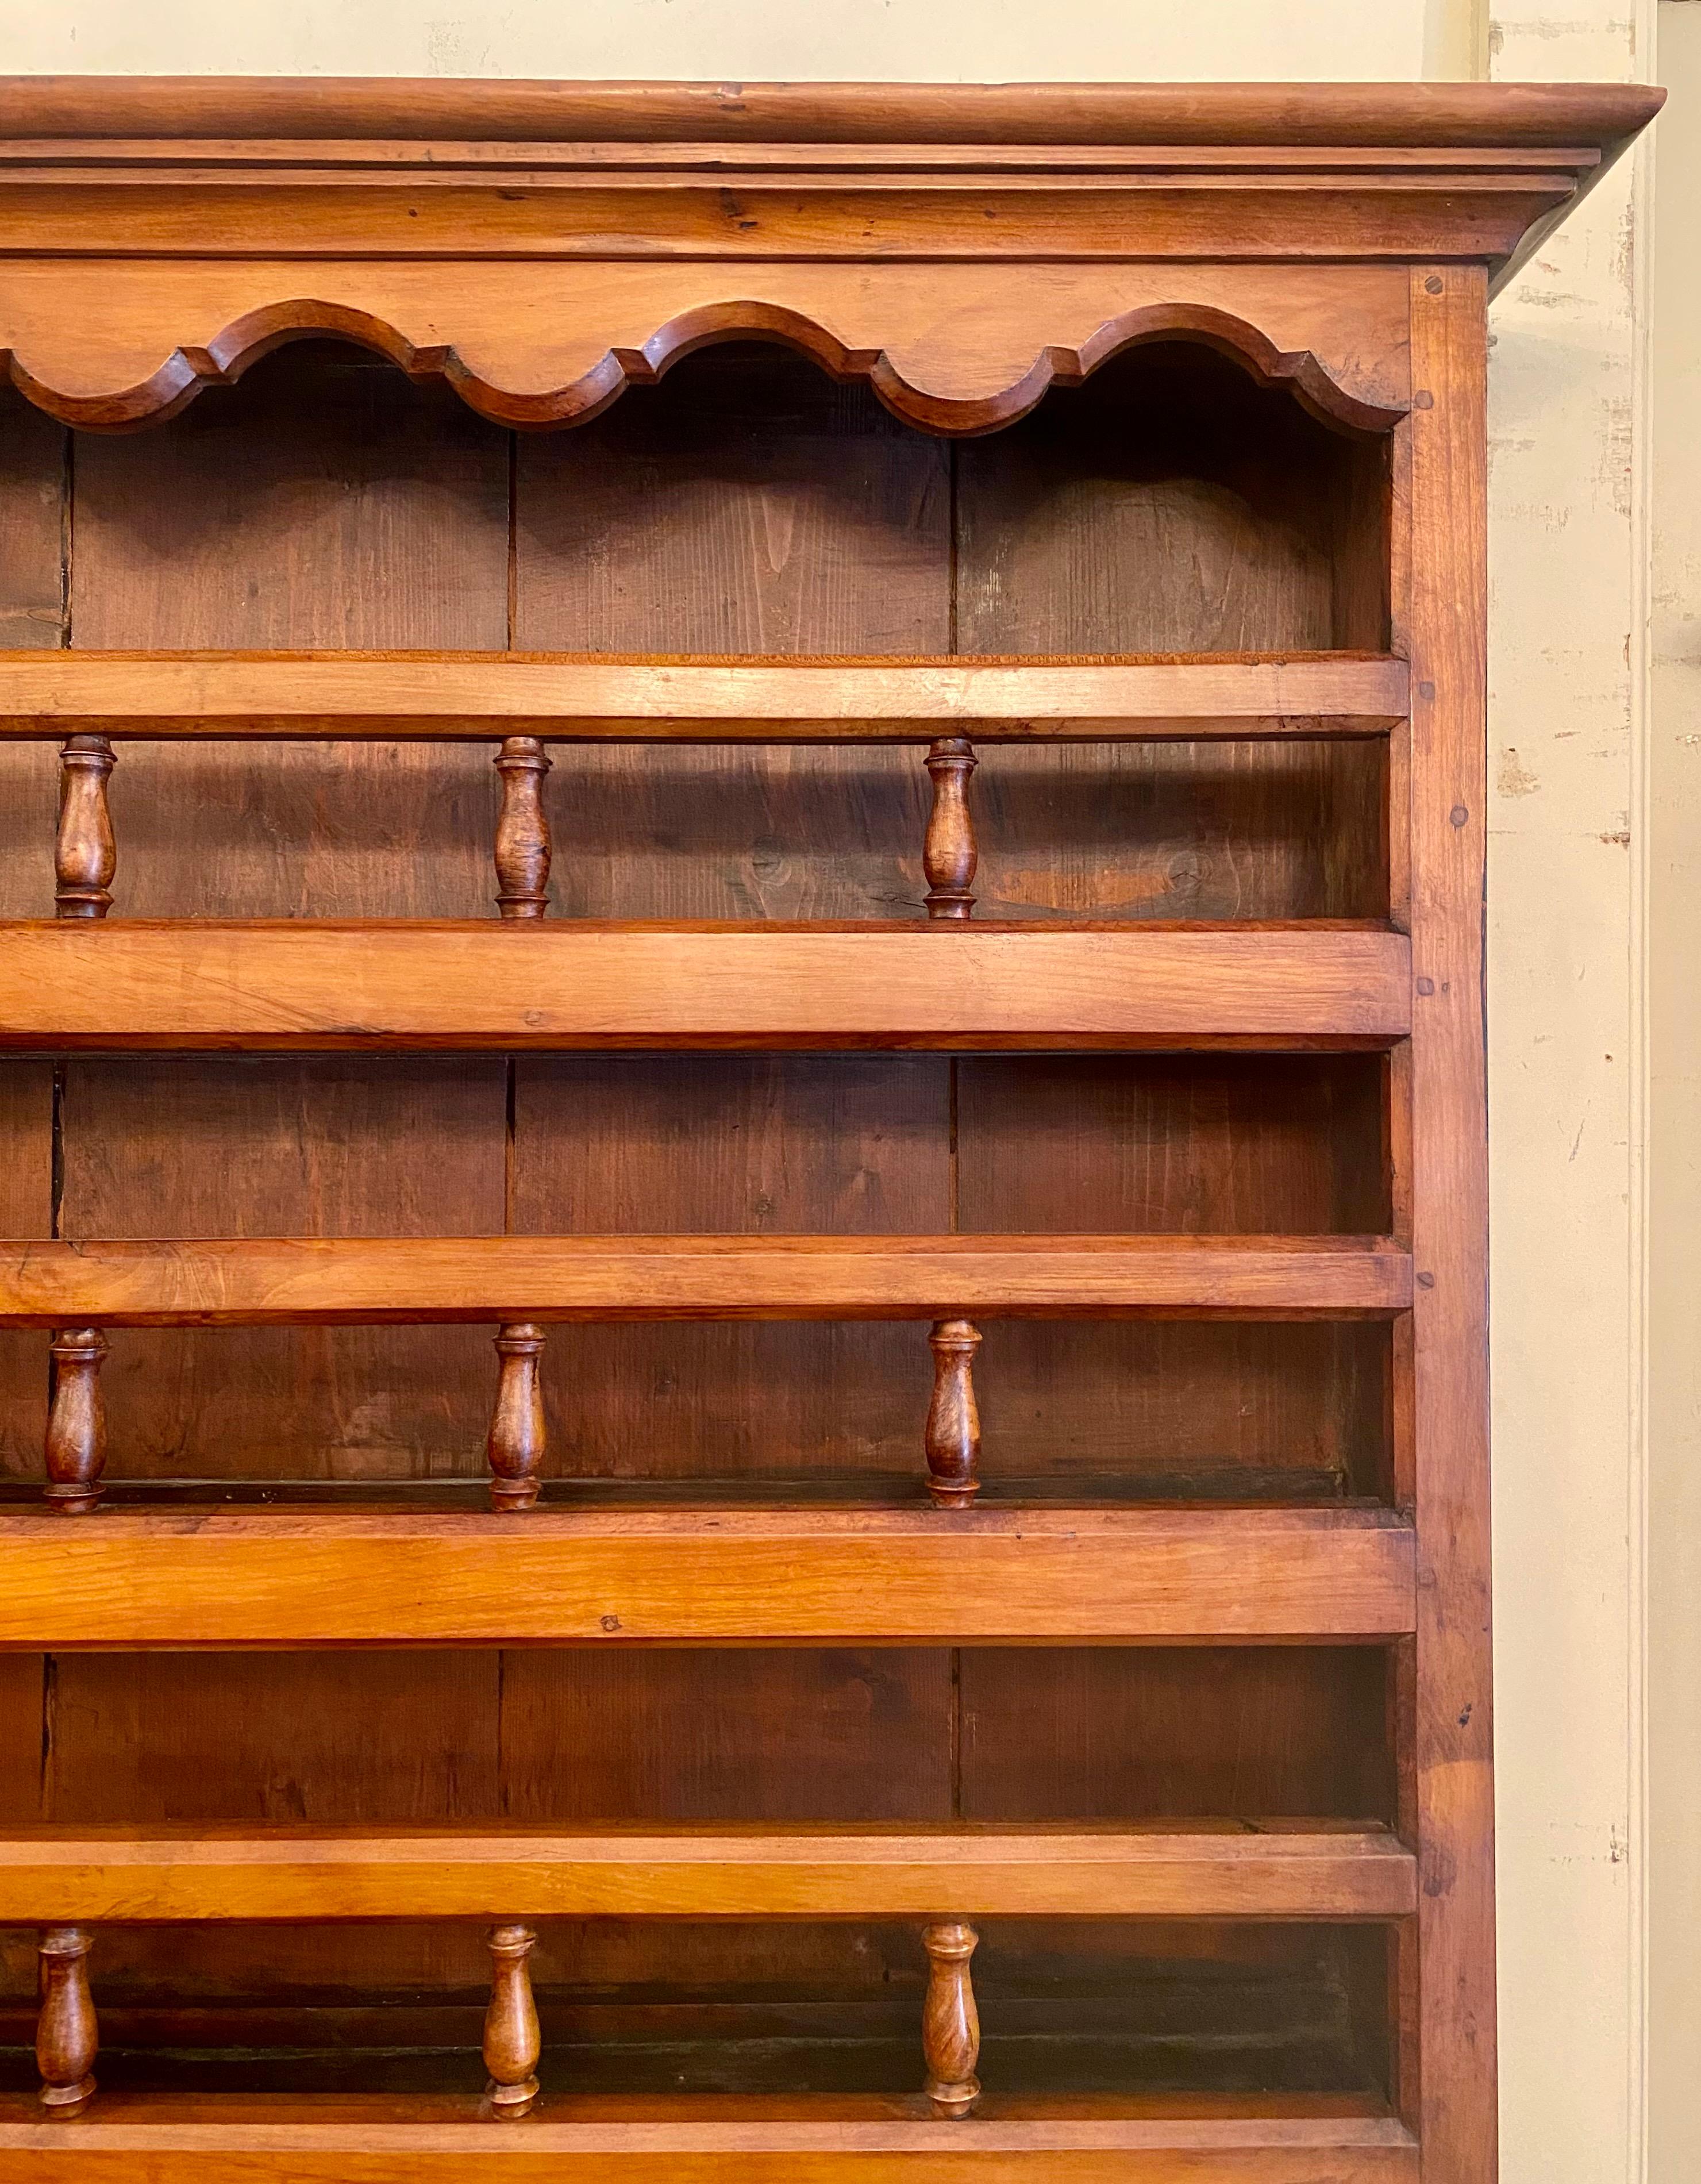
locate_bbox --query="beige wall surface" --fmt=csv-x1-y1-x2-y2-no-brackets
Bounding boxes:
0,2,1675,2179
2,0,1479,83
1650,7,1699,2181
1487,6,1653,2181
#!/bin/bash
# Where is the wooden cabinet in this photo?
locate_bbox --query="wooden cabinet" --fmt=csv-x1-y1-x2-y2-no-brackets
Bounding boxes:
0,74,1661,2183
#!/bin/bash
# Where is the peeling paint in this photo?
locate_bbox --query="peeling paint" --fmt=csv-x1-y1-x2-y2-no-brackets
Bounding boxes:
1498,747,1542,798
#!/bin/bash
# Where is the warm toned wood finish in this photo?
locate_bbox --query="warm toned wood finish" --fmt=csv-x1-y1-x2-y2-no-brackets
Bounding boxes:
0,1821,1418,1922
486,1325,548,1513
0,2091,1421,2182
923,1321,982,1507
922,741,977,919
482,1925,541,2120
492,739,552,918
0,1505,1415,1645
0,82,1659,442
40,1329,106,1514
52,737,115,918
0,922,1413,1049
0,1233,1413,1326
0,74,1653,2174
1402,267,1496,2181
0,652,1410,740
921,1923,982,2116
33,1928,97,2116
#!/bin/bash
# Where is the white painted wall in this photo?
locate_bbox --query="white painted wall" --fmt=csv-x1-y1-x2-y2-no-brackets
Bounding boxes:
0,2,1671,2179
0,0,1478,83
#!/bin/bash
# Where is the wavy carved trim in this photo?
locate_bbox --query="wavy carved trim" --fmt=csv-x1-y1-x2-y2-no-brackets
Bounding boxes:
0,282,1406,435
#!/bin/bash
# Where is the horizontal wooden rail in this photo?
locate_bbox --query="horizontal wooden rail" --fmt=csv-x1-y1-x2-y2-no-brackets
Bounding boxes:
0,1505,1415,1644
0,1821,1415,1922
0,921,1411,1050
0,2092,1420,2182
0,651,1410,740
0,1235,1413,1326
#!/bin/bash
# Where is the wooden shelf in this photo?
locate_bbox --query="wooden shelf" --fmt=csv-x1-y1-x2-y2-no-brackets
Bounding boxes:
0,921,1411,1051
0,1820,1415,1922
0,651,1409,741
0,2091,1419,2181
0,1233,1413,1326
0,1505,1415,1645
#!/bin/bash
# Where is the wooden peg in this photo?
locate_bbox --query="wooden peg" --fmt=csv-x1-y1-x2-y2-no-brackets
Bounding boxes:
55,736,116,919
925,1319,982,1508
923,736,977,920
921,1920,981,2116
44,1329,108,1516
494,736,552,918
484,1923,541,2118
487,1323,547,1513
36,1928,97,2115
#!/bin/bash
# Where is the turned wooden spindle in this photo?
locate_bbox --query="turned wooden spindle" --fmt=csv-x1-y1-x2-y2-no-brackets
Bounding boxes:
43,1329,108,1516
486,1323,547,1513
484,1923,541,2118
925,1318,982,1508
55,736,117,918
922,1920,981,2116
493,736,552,918
36,1928,97,2115
922,736,978,920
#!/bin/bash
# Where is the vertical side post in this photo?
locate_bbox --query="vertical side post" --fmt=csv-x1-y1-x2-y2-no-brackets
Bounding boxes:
921,1920,981,2116
55,736,116,918
484,1922,541,2118
36,1928,97,2114
44,1328,108,1516
923,737,978,918
487,1324,547,1513
494,736,552,918
1403,263,1495,2178
925,1319,982,1507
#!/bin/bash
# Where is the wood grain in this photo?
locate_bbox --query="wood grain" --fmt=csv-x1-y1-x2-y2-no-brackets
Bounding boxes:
0,1504,1416,1647
1400,267,1495,2178
0,1233,1414,1327
0,652,1409,743
0,922,1414,1049
0,2089,1422,2182
0,1821,1417,1923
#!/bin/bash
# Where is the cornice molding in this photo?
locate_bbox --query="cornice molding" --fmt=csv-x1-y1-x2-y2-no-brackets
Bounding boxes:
0,78,1661,435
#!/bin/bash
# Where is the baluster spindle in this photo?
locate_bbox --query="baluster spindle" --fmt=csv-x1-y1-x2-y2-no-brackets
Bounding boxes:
921,1920,981,2116
36,1928,97,2115
923,736,978,920
487,1323,547,1513
925,1319,982,1508
484,1923,541,2118
493,736,552,918
44,1329,108,1516
55,736,117,918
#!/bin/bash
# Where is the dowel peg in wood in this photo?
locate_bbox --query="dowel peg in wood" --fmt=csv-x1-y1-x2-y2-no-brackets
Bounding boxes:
493,736,552,919
55,736,116,919
921,1920,981,2116
925,1318,982,1508
484,1922,541,2118
923,736,978,920
36,1928,97,2115
44,1329,108,1516
487,1323,547,1513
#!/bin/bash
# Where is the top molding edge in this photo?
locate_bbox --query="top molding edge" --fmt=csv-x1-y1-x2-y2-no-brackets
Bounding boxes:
0,75,1666,152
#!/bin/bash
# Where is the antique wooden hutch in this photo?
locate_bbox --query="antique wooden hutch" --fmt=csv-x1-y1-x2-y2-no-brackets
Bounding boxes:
0,73,1662,2183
